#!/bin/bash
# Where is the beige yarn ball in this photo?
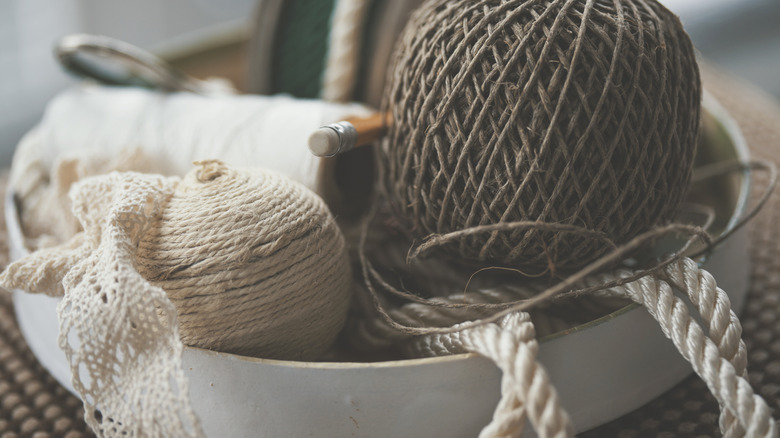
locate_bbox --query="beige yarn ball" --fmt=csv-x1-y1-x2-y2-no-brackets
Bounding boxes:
380,0,701,271
135,160,352,360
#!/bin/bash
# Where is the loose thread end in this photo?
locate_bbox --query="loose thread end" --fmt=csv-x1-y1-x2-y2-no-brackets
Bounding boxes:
193,159,227,182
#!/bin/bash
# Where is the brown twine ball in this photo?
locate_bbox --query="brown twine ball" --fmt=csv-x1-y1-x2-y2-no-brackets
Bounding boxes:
135,160,352,360
379,0,701,270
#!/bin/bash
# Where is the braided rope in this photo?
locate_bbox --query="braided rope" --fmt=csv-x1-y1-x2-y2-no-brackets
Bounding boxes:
353,254,776,436
602,260,777,437
321,0,371,102
586,258,752,436
661,258,748,437
408,313,573,438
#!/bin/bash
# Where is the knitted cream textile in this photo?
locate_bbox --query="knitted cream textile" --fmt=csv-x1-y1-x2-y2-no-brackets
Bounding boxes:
2,171,201,436
0,161,352,436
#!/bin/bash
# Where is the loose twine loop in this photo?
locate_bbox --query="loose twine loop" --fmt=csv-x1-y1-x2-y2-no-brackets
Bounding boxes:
359,160,776,337
353,159,778,438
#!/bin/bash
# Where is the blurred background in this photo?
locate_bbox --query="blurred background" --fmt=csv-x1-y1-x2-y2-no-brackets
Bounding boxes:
0,0,777,167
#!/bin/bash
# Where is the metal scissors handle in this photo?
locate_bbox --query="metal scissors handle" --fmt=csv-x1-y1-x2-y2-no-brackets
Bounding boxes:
55,33,209,94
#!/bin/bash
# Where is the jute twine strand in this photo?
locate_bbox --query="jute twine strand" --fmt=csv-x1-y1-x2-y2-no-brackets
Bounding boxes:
379,0,701,270
350,235,627,349
358,202,712,337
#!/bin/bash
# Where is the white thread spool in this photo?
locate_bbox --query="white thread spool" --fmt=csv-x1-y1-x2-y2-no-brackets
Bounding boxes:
12,85,374,215
9,86,376,245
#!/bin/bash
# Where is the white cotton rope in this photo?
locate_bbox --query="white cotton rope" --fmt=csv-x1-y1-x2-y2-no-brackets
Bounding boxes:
322,0,371,102
409,313,573,438
662,259,748,437
9,86,372,244
359,257,778,438
599,259,777,438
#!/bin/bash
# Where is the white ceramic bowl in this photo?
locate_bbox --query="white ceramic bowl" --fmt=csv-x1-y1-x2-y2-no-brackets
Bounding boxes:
9,92,751,437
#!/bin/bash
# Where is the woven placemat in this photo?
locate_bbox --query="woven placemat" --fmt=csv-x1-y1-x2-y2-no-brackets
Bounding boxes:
0,62,778,437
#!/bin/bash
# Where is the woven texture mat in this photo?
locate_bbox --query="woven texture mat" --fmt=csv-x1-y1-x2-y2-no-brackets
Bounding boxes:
0,62,779,437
